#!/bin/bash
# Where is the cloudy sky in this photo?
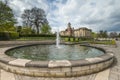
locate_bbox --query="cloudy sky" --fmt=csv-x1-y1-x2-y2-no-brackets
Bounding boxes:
4,0,120,32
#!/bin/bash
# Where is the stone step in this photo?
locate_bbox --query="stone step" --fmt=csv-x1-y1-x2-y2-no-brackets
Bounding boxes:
94,69,110,80
1,70,15,80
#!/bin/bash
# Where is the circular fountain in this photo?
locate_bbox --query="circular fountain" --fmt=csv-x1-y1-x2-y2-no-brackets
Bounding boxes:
5,44,105,61
0,29,114,77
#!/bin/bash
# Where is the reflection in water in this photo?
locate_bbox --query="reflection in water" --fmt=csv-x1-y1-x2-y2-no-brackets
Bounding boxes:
6,45,104,61
81,46,92,54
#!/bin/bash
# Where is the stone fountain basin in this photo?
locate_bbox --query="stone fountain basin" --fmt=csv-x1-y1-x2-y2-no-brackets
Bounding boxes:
0,42,114,77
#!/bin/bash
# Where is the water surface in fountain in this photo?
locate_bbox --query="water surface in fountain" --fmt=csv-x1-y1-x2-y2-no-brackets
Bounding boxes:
6,44,104,61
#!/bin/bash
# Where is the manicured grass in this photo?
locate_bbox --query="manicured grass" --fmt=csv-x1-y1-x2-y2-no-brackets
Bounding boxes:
16,37,116,45
63,37,116,45
90,40,116,45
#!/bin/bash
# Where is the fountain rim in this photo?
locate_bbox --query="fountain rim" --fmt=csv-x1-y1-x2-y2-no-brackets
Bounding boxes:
0,42,114,77
1,42,114,68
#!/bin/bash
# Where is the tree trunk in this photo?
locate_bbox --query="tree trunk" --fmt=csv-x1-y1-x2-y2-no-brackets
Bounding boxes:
35,20,39,34
36,26,39,34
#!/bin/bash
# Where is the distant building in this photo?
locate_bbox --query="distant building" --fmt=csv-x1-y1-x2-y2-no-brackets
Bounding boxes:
60,22,92,38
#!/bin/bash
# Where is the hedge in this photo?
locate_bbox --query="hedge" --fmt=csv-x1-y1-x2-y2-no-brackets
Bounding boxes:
0,31,19,40
19,34,56,37
65,38,70,42
64,37,93,42
75,38,79,42
9,31,19,39
70,38,74,42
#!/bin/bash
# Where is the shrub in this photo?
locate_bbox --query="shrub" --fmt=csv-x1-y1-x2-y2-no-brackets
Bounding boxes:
111,40,116,45
9,31,19,39
0,31,10,40
75,38,79,42
19,34,55,37
65,38,69,42
0,31,19,40
70,38,74,42
80,37,87,41
79,37,93,41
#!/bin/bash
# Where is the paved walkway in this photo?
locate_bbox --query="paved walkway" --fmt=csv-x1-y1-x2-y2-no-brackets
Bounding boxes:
0,41,120,80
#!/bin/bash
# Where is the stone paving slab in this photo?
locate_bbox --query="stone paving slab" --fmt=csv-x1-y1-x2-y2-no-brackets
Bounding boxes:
0,47,12,54
9,59,31,67
48,60,71,67
0,54,9,58
94,69,110,80
86,57,104,62
0,56,16,64
70,59,90,66
26,61,49,67
1,70,15,80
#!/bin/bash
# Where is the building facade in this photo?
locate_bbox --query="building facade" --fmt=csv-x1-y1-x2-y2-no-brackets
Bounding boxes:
60,23,92,37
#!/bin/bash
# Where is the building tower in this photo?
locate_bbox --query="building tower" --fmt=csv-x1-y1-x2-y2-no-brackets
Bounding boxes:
66,22,73,36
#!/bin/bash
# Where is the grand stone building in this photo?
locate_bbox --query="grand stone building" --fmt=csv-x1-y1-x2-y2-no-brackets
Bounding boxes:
60,23,92,37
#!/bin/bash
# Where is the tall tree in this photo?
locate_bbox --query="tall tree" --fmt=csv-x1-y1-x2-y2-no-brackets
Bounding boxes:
118,33,120,37
109,32,117,38
103,30,108,38
0,0,16,31
41,23,51,34
98,30,103,38
20,27,34,35
91,32,98,38
98,30,108,38
21,7,48,34
16,26,22,34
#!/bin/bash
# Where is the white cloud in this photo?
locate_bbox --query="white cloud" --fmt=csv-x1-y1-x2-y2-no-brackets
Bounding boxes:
5,0,120,32
8,0,49,25
48,0,120,32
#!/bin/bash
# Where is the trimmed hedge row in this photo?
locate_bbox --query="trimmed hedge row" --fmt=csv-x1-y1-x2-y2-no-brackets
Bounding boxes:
19,34,56,37
0,31,19,40
65,37,78,42
64,37,93,42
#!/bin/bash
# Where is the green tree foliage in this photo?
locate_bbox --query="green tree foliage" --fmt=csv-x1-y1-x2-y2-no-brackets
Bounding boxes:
109,32,118,38
17,26,22,34
98,30,108,38
20,27,35,35
21,7,48,34
0,0,16,32
91,32,98,38
17,26,36,35
119,33,120,37
103,30,108,38
41,24,51,34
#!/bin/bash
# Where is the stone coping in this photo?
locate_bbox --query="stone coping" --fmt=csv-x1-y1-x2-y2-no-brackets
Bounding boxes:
2,43,113,68
0,42,114,77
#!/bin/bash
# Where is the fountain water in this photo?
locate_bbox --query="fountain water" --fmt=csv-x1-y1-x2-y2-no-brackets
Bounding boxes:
56,28,60,48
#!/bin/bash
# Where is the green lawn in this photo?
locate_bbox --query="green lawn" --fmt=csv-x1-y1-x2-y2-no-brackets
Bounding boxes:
63,37,116,45
16,37,116,45
16,37,56,41
90,40,116,45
